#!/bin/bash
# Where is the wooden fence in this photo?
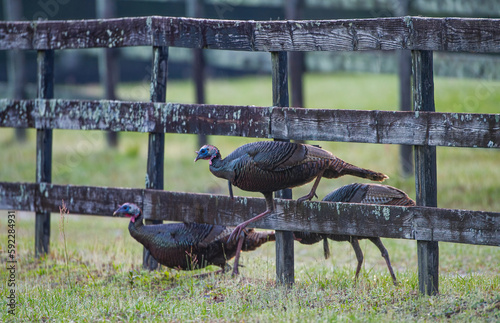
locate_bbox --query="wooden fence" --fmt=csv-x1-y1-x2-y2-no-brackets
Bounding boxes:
1,16,499,296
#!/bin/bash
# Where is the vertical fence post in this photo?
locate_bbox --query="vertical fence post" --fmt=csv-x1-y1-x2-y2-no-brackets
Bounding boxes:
35,50,54,257
143,46,168,270
271,51,294,286
412,50,439,296
187,0,207,147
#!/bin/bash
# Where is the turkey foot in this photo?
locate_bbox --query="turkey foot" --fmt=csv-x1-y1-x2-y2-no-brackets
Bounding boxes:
297,170,325,202
297,192,318,202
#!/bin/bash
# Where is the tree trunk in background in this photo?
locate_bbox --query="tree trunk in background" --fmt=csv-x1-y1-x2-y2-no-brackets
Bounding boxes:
4,0,27,141
97,0,119,147
285,0,304,109
397,0,413,176
187,0,208,148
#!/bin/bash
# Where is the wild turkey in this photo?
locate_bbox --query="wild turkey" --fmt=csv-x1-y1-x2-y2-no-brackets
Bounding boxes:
194,141,388,242
294,183,416,285
113,203,275,275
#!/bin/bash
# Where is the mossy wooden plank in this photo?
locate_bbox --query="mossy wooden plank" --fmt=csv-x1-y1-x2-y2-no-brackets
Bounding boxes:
1,182,499,247
271,108,500,148
1,17,500,53
1,99,499,148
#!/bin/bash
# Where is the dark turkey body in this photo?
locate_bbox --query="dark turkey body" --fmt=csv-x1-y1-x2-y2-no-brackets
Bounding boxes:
295,183,416,246
323,183,415,207
209,141,352,193
228,158,324,193
129,221,272,270
293,183,414,285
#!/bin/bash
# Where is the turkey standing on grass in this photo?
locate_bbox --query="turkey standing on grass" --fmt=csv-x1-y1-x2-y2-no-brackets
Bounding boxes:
294,183,416,285
194,141,388,243
113,203,275,275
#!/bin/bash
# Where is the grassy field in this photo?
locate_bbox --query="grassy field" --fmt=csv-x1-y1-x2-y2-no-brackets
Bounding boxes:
0,73,499,321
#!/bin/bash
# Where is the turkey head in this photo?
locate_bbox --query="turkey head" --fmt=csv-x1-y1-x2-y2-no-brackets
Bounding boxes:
113,203,141,223
194,145,220,165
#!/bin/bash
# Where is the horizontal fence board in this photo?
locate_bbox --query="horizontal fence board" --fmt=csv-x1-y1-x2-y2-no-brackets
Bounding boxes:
0,17,153,50
1,99,499,148
163,103,271,137
1,182,499,247
1,17,500,53
0,182,36,211
152,17,255,50
0,99,271,137
255,18,407,52
0,100,33,128
272,108,500,147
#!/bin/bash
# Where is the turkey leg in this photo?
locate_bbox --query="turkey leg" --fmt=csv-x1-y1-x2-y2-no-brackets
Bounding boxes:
231,235,245,276
228,192,274,243
369,237,398,286
350,238,364,283
297,169,325,202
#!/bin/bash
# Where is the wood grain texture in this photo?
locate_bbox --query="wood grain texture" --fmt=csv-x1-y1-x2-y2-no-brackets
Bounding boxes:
35,49,54,257
1,99,499,148
271,51,294,286
0,100,271,136
143,45,169,270
271,108,500,147
412,50,439,296
146,46,168,192
413,50,438,207
1,17,500,53
1,182,499,247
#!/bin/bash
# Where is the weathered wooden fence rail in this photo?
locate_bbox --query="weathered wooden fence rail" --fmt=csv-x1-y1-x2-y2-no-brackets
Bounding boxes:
1,182,499,247
1,99,499,148
1,15,499,295
1,16,500,52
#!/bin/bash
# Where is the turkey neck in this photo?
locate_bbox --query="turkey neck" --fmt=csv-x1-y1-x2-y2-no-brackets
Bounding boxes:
208,155,234,181
128,213,147,243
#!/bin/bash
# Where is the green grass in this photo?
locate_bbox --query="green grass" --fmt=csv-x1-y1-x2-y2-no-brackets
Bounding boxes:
0,73,499,321
2,213,499,322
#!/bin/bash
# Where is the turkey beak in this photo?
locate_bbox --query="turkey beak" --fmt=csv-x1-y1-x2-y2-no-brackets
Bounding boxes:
194,151,200,162
113,205,123,217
